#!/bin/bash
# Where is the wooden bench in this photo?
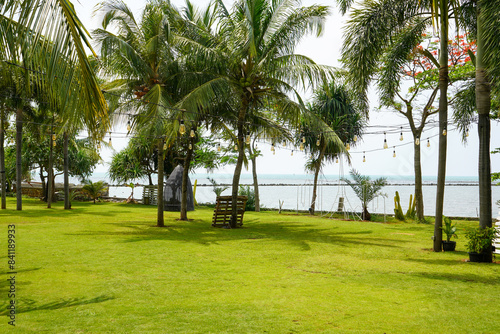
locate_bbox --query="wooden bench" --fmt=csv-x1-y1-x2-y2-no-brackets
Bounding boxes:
212,196,248,228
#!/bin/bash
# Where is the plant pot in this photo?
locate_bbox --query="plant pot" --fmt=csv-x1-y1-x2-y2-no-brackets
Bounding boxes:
468,252,489,263
442,240,456,252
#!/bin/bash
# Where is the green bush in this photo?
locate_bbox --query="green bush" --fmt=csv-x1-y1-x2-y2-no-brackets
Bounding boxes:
238,185,255,211
465,226,498,253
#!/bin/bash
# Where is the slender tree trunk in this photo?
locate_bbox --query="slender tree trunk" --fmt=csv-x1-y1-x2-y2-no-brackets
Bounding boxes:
40,167,46,200
15,108,22,211
433,2,449,251
476,2,492,262
148,173,153,186
64,132,70,210
230,104,247,228
157,139,165,227
47,131,54,208
310,144,327,215
250,143,260,212
413,135,424,222
180,136,194,220
0,108,6,209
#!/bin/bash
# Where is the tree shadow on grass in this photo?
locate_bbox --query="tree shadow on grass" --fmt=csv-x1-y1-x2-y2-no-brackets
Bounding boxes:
0,294,115,315
400,271,500,285
66,218,406,251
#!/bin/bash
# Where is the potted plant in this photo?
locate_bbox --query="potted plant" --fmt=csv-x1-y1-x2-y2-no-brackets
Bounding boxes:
464,227,499,263
441,216,457,251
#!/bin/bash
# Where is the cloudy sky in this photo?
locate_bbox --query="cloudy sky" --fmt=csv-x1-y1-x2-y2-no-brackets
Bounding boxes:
74,0,500,178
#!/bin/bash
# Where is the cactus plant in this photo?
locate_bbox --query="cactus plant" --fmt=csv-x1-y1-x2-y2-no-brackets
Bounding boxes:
405,194,416,219
394,191,405,221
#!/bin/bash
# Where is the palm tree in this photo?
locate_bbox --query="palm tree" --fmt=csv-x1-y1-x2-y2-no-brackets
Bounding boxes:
0,0,109,210
304,80,364,215
342,170,387,221
94,0,186,227
81,180,108,204
178,0,336,228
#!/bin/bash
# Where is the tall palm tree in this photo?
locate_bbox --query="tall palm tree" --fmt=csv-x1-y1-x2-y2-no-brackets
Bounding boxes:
342,170,387,221
0,0,109,210
94,0,185,227
304,80,363,215
178,0,336,228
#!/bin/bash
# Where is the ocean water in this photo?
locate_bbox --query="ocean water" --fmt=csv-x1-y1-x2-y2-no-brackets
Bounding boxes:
62,173,500,218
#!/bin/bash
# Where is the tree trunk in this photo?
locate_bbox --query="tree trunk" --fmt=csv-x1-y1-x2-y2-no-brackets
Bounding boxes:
230,104,247,228
362,205,371,221
157,139,165,227
310,143,327,215
47,131,54,208
0,108,6,209
180,136,194,220
148,173,153,186
40,167,46,200
413,135,424,222
433,1,449,252
15,108,22,211
476,2,492,262
250,143,260,212
64,132,70,210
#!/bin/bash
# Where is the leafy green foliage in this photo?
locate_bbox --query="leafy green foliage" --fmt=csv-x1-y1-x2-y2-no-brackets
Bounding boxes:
441,216,457,242
465,226,498,253
238,185,255,211
207,177,229,198
81,180,108,204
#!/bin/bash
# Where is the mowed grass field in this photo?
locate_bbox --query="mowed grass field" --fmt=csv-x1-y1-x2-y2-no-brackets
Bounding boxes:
1,197,499,333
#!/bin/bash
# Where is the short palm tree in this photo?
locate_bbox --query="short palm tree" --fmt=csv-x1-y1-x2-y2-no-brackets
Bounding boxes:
342,170,387,221
178,0,336,227
81,180,108,204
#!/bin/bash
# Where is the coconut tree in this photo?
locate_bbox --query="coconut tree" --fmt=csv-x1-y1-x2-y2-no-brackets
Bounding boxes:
177,0,338,227
304,80,364,215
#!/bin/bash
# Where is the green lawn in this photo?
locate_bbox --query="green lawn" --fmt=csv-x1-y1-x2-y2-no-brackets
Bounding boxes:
1,197,499,333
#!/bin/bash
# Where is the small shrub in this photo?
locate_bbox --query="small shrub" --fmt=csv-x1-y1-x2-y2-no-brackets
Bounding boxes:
465,227,498,253
238,185,255,211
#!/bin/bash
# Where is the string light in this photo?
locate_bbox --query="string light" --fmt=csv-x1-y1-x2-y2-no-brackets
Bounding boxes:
52,140,56,147
299,142,304,151
302,136,306,143
179,120,186,135
353,135,357,142
383,132,388,149
189,143,192,150
52,132,56,141
415,135,420,146
109,132,112,147
163,142,167,150
427,138,430,148
393,147,396,158
217,143,221,152
282,140,286,147
466,129,469,137
336,156,339,163
291,150,294,156
190,129,196,138
442,126,447,136
316,135,321,147
245,134,250,145
346,142,350,150
127,121,131,132
363,151,366,162
400,127,403,141
271,143,275,152
234,144,238,151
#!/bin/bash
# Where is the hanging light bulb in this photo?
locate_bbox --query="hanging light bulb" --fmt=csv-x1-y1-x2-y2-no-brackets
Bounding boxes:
245,134,250,145
109,133,112,147
234,144,238,151
163,142,167,150
217,143,221,152
282,140,286,147
415,136,420,146
179,120,186,135
442,126,447,136
427,138,430,148
190,129,196,138
189,143,192,150
316,135,321,147
52,132,56,141
271,143,275,152
127,121,131,132
400,127,404,141
346,143,350,151
336,156,339,163
353,135,358,142
299,142,304,151
291,150,294,156
53,140,56,147
466,129,469,137
393,147,396,158
383,132,388,149
363,151,366,162
302,136,306,143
